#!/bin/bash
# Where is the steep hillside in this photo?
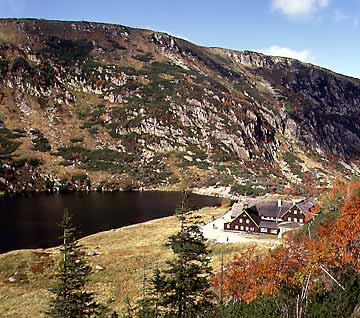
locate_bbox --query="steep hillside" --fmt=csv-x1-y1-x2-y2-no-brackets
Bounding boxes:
0,18,359,194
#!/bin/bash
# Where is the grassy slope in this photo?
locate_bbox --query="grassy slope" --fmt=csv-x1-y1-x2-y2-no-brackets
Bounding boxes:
0,207,277,317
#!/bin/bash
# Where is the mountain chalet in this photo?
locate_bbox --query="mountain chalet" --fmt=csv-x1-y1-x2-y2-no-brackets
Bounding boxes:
224,198,317,237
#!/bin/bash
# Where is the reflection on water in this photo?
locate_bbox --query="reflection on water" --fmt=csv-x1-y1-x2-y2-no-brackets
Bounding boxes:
0,191,221,253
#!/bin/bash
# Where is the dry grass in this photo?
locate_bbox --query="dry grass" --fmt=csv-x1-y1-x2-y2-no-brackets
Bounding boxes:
0,207,276,317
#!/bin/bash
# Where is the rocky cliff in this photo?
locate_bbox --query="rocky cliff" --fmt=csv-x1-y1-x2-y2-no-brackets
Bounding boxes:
0,19,359,195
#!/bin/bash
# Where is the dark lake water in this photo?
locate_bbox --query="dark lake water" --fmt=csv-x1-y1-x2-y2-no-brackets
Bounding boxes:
0,191,221,253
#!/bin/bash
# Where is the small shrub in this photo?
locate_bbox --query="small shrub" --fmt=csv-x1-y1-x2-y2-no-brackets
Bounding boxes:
108,39,127,50
0,127,22,157
70,137,83,143
285,101,296,118
133,53,153,62
0,59,8,75
168,176,180,185
12,57,31,72
88,127,98,135
72,174,90,183
32,137,51,152
12,158,26,168
28,158,42,167
284,152,304,165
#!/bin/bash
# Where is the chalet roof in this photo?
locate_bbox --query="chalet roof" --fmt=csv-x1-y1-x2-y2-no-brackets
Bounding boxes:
230,202,245,218
297,197,317,214
259,220,279,229
247,199,294,218
230,199,296,219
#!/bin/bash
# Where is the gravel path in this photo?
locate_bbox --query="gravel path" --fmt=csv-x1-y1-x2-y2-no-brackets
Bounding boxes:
201,211,281,246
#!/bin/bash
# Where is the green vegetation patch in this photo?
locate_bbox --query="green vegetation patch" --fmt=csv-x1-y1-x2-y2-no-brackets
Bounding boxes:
146,61,189,78
39,37,93,64
78,104,106,135
134,154,173,185
285,101,296,118
71,173,90,183
284,151,304,177
10,57,56,88
32,136,51,152
12,157,42,168
0,127,23,158
231,182,266,196
0,58,8,76
70,137,84,143
133,52,153,62
107,38,127,50
284,152,304,165
30,129,51,152
56,146,134,173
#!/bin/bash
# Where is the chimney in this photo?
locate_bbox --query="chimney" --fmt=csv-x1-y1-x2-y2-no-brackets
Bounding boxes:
277,199,282,207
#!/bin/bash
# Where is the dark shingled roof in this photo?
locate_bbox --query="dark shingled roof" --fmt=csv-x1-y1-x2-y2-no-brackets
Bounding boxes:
229,198,316,220
259,220,279,229
230,202,245,218
297,197,317,214
246,200,294,218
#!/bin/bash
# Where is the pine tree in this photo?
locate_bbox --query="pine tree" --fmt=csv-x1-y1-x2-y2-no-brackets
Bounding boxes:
145,190,214,318
47,208,116,318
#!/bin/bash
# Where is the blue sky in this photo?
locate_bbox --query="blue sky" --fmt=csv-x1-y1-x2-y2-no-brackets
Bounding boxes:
0,0,359,78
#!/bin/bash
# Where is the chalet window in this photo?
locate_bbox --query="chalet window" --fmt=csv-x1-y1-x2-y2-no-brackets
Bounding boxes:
250,227,254,231
288,217,291,222
261,228,267,233
294,210,298,214
239,218,243,223
246,219,250,224
245,226,249,231
294,218,298,222
240,226,244,230
227,224,230,229
235,225,239,230
300,219,304,223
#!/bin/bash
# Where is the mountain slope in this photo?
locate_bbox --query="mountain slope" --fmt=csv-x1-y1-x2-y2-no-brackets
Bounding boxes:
0,18,359,194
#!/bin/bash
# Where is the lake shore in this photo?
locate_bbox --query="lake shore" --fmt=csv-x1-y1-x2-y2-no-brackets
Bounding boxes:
0,205,278,318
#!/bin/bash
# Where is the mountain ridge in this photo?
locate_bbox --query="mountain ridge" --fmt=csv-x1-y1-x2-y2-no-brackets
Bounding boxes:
0,18,359,194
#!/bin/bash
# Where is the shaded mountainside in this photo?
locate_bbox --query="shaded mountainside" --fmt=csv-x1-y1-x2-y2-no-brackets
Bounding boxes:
0,18,359,194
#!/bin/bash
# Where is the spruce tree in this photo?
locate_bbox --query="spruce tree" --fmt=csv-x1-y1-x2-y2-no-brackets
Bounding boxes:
47,208,115,318
145,191,214,318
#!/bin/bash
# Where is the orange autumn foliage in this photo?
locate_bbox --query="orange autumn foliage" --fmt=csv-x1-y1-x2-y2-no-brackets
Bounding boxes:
331,194,360,270
215,181,360,302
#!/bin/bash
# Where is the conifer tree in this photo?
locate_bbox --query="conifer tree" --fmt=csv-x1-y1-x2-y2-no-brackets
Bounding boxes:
47,208,116,318
144,190,214,318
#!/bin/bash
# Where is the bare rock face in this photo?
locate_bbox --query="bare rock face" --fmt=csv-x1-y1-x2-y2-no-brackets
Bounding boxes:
236,51,360,158
0,18,359,194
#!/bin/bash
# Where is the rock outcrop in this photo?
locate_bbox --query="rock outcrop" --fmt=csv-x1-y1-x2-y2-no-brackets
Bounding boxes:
0,19,358,195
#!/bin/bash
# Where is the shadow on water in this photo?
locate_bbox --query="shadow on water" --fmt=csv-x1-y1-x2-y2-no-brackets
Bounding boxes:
0,191,221,253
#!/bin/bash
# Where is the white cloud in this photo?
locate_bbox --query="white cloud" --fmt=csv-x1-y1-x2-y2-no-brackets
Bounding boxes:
272,0,329,17
260,45,314,62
